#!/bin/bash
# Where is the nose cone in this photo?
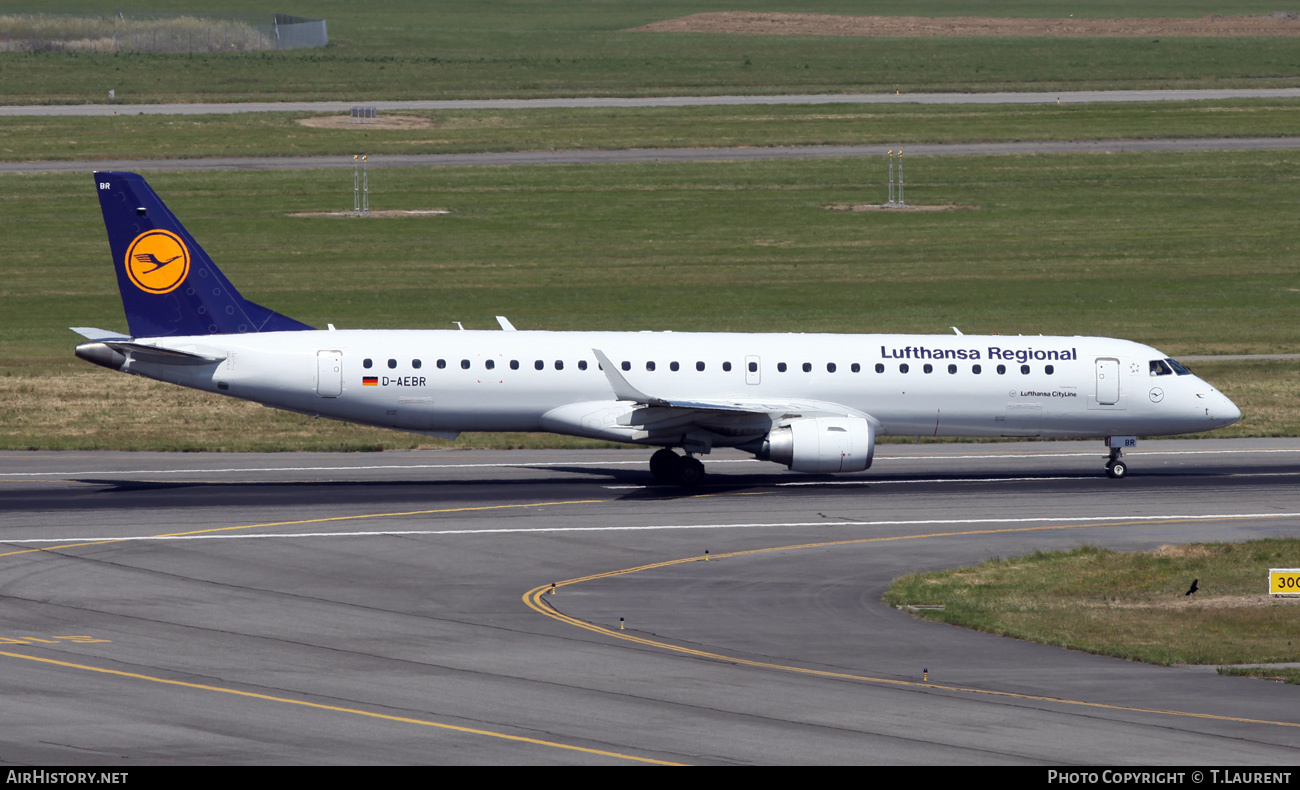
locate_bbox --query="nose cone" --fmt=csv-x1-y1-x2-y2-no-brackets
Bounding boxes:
1216,393,1242,427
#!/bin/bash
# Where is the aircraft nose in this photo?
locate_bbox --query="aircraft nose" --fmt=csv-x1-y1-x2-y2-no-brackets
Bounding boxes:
1207,391,1241,427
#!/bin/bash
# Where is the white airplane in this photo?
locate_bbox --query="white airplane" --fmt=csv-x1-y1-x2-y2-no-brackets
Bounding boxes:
75,172,1241,485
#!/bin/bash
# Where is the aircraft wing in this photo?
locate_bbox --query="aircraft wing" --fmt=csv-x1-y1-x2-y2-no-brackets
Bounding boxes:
560,348,878,450
591,347,869,419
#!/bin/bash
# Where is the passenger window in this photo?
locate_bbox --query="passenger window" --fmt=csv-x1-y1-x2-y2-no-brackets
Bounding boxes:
510,360,519,370
555,360,564,370
997,364,1007,375
948,364,957,374
1045,364,1054,375
723,361,733,372
777,362,788,373
363,358,373,369
437,359,446,369
875,363,884,373
412,359,422,369
388,359,397,369
851,363,860,373
696,361,705,371
973,364,982,374
827,362,836,373
578,360,588,371
670,361,680,372
900,364,909,374
646,361,655,371
1020,364,1030,375
535,360,544,370
485,359,495,370
802,362,812,373
460,359,470,369
923,364,933,374
621,361,631,372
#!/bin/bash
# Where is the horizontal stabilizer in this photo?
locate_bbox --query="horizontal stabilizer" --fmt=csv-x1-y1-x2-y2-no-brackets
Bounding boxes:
75,339,227,370
70,326,131,342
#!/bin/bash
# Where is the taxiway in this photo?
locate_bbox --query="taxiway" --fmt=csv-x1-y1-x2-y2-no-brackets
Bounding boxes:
1,439,1297,764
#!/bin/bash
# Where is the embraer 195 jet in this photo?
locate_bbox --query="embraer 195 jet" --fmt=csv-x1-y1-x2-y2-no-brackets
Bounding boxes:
75,172,1241,485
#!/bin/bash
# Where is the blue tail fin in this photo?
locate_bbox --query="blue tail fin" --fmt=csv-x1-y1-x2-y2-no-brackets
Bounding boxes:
94,171,314,338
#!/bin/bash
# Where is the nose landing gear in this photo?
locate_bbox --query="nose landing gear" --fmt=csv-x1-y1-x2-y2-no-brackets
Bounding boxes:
1105,436,1136,479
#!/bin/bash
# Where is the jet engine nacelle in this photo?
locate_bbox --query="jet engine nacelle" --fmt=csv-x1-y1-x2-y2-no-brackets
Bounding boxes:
762,416,875,473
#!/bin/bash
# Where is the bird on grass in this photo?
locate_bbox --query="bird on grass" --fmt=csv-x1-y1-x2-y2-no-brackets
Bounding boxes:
1185,579,1199,596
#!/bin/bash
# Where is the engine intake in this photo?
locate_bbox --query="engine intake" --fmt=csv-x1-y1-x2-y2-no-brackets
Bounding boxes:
760,416,875,473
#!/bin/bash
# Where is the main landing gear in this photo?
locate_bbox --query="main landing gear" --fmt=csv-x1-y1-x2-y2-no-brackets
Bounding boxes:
649,448,705,488
1104,436,1135,479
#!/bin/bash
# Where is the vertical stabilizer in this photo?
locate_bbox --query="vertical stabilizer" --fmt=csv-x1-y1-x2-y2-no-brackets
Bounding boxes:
94,171,313,338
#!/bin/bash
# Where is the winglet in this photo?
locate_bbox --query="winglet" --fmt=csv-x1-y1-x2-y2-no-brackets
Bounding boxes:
591,349,669,406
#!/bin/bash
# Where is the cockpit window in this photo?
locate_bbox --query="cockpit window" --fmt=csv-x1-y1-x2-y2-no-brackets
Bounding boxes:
1166,358,1193,376
1150,359,1173,376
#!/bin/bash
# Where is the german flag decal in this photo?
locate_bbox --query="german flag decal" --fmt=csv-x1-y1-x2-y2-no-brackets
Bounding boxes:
363,376,379,386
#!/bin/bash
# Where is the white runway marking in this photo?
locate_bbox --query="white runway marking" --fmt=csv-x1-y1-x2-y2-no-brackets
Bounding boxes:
3,512,1297,544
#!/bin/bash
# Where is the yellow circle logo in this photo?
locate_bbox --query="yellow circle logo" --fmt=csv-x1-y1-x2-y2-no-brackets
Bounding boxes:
125,230,190,294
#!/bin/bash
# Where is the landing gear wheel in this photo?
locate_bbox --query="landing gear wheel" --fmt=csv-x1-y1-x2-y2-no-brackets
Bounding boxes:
1105,460,1128,479
649,448,679,481
673,456,706,488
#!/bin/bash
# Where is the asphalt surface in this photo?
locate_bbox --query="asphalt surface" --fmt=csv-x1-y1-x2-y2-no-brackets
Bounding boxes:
1,439,1298,764
7,137,1300,175
6,88,1300,116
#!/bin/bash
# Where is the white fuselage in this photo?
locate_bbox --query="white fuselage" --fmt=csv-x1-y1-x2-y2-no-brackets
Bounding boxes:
118,329,1240,448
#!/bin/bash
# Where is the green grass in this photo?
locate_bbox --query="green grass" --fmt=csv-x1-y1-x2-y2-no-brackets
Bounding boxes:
1,150,1297,448
1218,667,1300,685
7,99,1300,162
4,1,1300,103
884,540,1300,666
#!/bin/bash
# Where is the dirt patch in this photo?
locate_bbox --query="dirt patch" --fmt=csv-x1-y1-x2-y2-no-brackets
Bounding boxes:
630,12,1300,38
825,203,978,212
288,210,450,218
295,114,437,130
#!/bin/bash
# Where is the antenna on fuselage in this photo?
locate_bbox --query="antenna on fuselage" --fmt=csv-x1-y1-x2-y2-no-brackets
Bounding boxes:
453,322,464,330
951,327,963,335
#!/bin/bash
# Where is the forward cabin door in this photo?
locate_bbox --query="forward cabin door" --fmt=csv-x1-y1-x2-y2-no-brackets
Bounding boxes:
317,350,343,397
1095,358,1120,406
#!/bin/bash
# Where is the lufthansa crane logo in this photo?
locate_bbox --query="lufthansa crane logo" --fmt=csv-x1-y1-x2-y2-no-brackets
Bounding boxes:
125,230,190,294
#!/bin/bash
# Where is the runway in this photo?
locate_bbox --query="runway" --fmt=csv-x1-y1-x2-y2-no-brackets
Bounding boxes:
1,439,1298,764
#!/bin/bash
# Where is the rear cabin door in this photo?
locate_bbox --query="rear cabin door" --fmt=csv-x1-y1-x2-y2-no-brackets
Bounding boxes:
317,350,343,397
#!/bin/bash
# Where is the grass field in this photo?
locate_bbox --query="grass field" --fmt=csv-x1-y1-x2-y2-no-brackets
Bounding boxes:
2,149,1297,449
2,1,1297,450
7,99,1300,162
4,1,1300,103
884,539,1300,668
